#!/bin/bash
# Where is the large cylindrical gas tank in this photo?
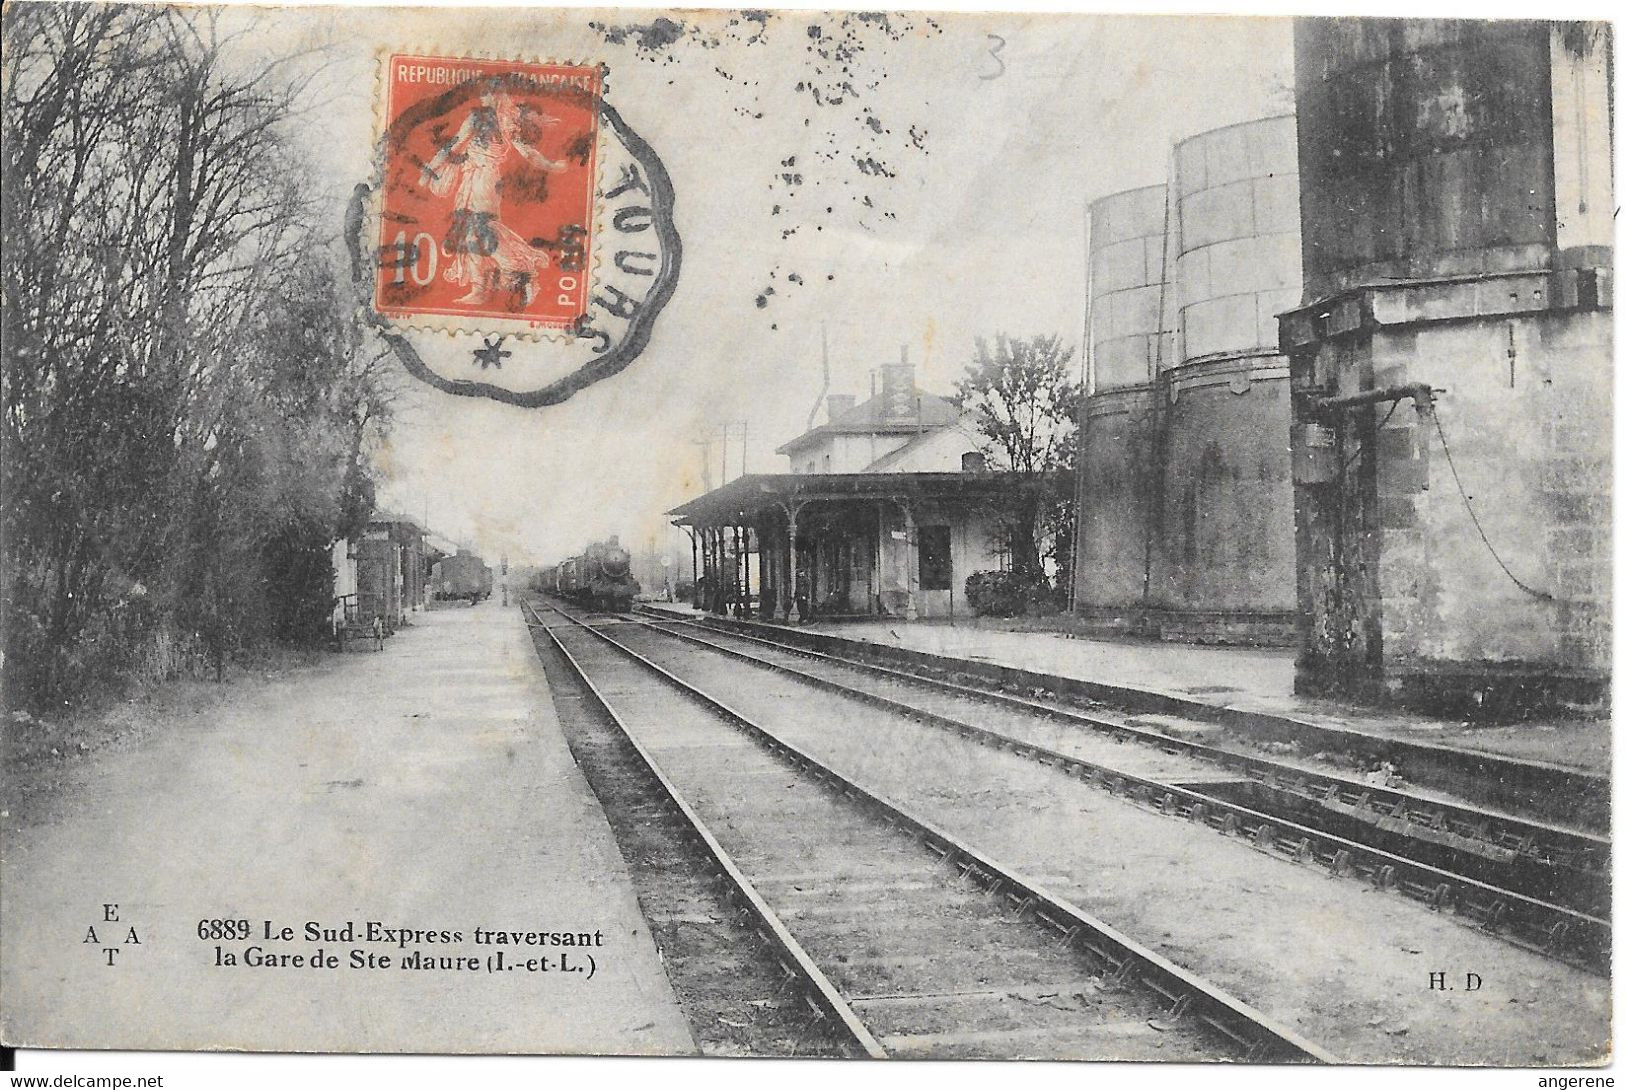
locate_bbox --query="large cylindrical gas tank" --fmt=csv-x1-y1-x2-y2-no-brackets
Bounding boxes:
1153,358,1294,618
1295,19,1560,300
1146,116,1301,625
1170,115,1301,367
1087,185,1172,391
1072,384,1158,614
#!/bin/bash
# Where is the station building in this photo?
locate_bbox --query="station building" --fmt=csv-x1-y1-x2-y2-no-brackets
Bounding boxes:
778,353,973,475
670,355,1045,621
331,511,433,637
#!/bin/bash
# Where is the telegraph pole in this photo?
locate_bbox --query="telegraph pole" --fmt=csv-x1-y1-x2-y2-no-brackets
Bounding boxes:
718,420,750,480
691,435,716,492
692,421,751,490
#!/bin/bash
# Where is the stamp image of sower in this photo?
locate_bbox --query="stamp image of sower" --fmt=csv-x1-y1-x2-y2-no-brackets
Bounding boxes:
350,54,680,408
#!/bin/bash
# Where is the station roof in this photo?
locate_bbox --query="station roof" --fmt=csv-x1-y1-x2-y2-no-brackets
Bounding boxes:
424,534,461,556
667,471,1048,526
369,510,427,536
775,389,962,454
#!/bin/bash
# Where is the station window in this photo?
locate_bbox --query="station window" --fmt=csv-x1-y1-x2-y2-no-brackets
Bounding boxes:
917,525,952,591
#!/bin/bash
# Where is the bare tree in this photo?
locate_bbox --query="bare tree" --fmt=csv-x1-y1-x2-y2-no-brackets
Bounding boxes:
3,4,394,711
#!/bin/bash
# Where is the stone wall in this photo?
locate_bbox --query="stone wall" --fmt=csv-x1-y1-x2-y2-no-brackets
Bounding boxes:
1282,18,1612,714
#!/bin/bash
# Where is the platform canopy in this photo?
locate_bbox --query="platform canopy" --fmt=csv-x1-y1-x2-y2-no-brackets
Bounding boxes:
667,471,1039,527
668,471,1058,623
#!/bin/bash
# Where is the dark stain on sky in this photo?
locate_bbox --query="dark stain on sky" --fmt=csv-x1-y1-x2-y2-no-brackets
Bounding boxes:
588,10,942,322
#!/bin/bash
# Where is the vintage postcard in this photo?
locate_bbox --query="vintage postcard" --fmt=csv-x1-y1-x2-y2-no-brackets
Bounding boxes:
0,0,1611,1078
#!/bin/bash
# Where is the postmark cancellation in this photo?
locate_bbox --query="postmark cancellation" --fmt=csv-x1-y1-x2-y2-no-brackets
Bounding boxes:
360,53,679,406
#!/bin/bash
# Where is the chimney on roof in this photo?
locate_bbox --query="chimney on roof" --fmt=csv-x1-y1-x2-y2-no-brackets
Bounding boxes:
825,394,856,423
879,345,916,425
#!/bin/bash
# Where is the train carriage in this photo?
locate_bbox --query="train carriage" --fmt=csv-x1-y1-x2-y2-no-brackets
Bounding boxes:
431,550,492,603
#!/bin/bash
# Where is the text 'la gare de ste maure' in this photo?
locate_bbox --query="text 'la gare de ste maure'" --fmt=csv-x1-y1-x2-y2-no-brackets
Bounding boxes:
198,918,607,973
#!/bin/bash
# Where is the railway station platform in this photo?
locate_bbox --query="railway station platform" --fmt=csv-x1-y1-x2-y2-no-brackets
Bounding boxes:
640,603,1607,775
1,604,696,1055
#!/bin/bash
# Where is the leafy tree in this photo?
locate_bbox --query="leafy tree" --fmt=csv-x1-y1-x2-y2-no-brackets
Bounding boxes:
954,334,1082,583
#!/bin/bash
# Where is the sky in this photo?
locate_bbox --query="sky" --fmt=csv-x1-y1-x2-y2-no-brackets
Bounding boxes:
242,5,1295,565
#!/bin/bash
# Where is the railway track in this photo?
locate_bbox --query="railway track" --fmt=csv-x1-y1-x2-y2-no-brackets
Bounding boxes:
631,607,1609,972
523,598,1335,1061
638,610,1607,866
526,596,1608,1062
653,610,1609,832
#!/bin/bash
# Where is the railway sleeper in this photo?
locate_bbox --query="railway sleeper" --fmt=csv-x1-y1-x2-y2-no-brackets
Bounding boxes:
1198,1011,1256,1054
1390,880,1589,962
1141,971,1181,1006
537,612,883,1061
1394,880,1457,913
1267,835,1317,865
1076,938,1115,970
1460,895,1511,932
1033,907,1065,934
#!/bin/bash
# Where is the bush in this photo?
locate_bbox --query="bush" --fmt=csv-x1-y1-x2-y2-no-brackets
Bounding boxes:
964,569,1051,617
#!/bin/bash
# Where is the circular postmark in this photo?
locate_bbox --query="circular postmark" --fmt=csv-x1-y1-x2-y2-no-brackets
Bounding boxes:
345,55,680,408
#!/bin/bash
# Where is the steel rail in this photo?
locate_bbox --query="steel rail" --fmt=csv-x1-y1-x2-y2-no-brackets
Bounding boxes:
522,600,888,1059
637,610,1607,876
653,610,1609,837
544,600,1341,1063
624,612,1610,975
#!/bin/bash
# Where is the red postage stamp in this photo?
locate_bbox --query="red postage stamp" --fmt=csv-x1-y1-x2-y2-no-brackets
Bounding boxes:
376,55,602,330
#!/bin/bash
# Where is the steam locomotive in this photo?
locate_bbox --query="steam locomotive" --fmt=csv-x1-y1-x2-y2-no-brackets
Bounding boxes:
538,536,640,611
